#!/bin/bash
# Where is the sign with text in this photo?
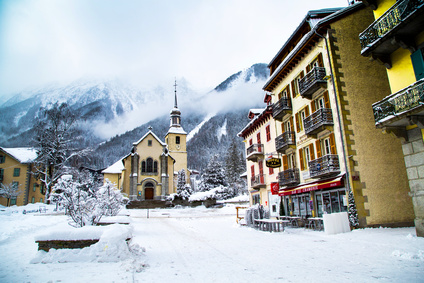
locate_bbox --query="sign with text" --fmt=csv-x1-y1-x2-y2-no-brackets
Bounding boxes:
266,158,281,168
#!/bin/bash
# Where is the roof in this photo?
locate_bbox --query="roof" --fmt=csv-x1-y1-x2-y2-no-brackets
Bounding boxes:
263,3,364,91
101,158,125,174
167,127,187,135
0,147,38,164
134,130,166,146
238,106,273,138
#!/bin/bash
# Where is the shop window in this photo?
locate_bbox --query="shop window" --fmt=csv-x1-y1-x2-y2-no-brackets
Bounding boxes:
13,168,20,177
266,125,271,142
411,48,424,80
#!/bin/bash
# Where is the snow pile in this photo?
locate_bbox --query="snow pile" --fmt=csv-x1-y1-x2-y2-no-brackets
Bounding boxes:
31,224,145,265
189,187,221,201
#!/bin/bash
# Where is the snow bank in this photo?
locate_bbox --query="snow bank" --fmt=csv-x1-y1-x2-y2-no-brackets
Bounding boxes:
31,224,145,265
189,188,220,201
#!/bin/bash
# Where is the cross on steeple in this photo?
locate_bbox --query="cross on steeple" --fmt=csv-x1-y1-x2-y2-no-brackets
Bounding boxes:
174,79,178,108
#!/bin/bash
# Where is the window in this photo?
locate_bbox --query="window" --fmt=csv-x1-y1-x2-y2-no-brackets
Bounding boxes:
40,183,45,194
311,91,330,113
279,86,290,99
40,198,43,203
265,125,271,142
252,194,260,205
13,168,20,177
176,136,180,144
249,139,253,146
31,197,35,204
250,165,255,178
12,181,19,190
148,140,152,147
295,106,310,132
141,158,158,174
291,72,304,97
10,198,17,205
33,184,37,192
306,53,324,73
0,168,3,180
299,144,315,170
0,155,5,163
269,166,274,175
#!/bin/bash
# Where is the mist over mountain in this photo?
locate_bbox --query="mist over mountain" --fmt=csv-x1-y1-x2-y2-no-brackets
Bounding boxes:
0,63,269,171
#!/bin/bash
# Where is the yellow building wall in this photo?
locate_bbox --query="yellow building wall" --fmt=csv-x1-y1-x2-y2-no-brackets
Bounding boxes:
387,48,416,93
329,6,414,226
103,173,121,189
373,0,396,18
166,133,188,176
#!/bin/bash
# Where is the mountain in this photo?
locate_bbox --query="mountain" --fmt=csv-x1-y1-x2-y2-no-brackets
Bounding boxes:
0,63,269,171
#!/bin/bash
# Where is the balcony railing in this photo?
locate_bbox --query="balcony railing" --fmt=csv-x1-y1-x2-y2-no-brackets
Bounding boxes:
278,168,300,187
275,131,296,153
304,108,333,136
373,79,424,125
299,67,327,99
272,97,292,121
246,144,264,162
251,174,266,189
359,0,424,54
309,154,340,178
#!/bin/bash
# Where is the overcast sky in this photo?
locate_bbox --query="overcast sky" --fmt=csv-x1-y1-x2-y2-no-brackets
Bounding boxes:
0,0,349,96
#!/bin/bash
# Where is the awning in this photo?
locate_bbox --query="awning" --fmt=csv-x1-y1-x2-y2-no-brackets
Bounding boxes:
279,175,344,196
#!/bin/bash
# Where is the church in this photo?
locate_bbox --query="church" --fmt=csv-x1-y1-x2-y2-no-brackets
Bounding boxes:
102,84,188,201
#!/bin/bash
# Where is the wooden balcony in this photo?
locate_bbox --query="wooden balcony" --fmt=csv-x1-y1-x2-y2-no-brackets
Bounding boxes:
299,67,327,99
304,108,333,136
278,168,300,187
373,79,424,127
251,174,266,189
246,144,264,162
272,97,292,121
275,131,296,153
309,154,340,179
359,0,424,58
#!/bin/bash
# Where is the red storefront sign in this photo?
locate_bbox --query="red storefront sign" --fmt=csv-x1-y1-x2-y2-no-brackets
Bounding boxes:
271,182,279,195
279,176,344,196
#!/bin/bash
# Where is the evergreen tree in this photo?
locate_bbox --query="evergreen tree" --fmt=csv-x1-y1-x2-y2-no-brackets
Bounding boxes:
199,155,227,191
225,138,247,196
348,189,359,228
176,169,192,200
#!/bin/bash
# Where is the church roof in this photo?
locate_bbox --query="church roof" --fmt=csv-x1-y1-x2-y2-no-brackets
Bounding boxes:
102,157,126,174
167,127,187,135
134,130,166,146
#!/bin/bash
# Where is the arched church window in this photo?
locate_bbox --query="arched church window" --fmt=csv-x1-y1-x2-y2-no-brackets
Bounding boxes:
154,161,158,173
146,158,153,172
141,161,146,173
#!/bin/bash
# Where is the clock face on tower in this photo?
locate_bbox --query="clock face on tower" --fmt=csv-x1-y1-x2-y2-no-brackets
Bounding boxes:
176,145,181,150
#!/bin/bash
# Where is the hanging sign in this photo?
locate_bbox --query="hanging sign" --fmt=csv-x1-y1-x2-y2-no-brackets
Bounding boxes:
271,182,280,195
266,158,281,168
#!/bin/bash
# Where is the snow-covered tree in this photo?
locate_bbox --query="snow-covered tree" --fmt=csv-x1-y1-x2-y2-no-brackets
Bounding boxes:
225,138,247,196
50,174,127,227
0,182,22,207
198,155,227,192
176,169,192,200
348,189,359,228
33,103,77,204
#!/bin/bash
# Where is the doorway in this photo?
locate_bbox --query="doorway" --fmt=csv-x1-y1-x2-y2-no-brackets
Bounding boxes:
144,182,155,200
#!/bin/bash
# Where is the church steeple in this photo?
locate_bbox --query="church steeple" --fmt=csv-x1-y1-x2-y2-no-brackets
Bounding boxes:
169,79,184,131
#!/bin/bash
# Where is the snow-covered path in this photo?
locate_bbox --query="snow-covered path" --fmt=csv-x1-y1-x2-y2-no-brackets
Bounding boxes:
1,205,423,282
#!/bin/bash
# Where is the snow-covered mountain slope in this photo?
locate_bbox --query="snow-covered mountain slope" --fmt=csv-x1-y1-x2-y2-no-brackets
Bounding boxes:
0,63,269,170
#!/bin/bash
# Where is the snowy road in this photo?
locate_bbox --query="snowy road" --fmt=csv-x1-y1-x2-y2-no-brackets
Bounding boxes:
1,205,424,282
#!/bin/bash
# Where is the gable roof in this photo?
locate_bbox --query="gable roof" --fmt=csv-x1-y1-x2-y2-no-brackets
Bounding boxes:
0,147,38,164
133,130,166,146
101,156,126,174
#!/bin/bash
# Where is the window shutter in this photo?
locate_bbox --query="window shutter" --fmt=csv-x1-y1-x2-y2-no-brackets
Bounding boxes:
299,148,304,171
251,165,255,177
309,143,315,161
300,71,304,79
286,85,291,98
323,91,330,109
290,116,295,132
318,53,324,67
306,64,311,73
311,101,316,113
291,80,296,97
283,155,288,170
305,106,310,117
315,140,322,158
281,123,285,133
411,48,424,80
329,133,337,154
295,113,300,133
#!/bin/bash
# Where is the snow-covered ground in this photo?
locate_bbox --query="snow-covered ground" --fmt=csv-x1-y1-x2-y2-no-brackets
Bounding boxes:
1,203,423,282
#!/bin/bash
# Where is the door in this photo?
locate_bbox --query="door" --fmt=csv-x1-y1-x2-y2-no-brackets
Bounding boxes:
145,188,154,200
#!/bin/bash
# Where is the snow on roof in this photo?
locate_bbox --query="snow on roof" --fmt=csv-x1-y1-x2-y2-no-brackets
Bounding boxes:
134,130,166,146
0,147,38,163
238,107,270,137
102,158,125,174
167,127,187,135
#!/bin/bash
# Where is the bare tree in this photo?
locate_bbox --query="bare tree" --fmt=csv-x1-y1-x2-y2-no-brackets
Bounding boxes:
33,103,77,204
0,182,22,207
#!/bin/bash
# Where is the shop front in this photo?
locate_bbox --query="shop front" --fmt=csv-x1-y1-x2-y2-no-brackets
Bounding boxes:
279,175,347,217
